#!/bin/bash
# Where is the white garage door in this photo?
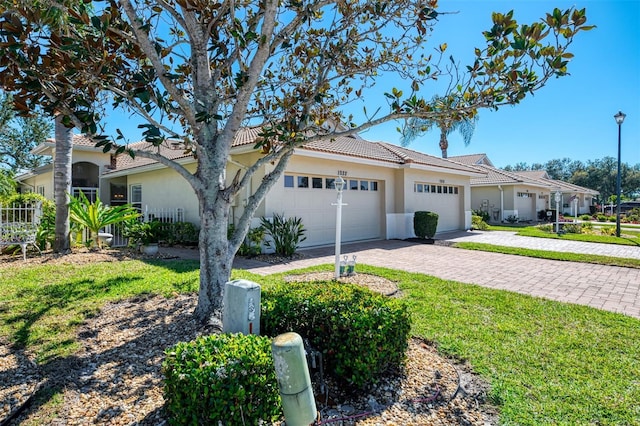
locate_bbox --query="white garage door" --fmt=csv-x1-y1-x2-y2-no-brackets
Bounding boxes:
515,192,535,221
413,183,462,232
275,175,383,247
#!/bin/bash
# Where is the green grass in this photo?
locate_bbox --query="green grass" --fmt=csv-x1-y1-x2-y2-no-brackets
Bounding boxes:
357,264,640,426
0,259,201,362
455,242,640,269
2,260,640,425
488,224,640,246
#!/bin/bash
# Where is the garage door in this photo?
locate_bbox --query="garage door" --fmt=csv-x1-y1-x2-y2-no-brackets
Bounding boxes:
515,192,535,221
413,183,462,232
276,174,383,247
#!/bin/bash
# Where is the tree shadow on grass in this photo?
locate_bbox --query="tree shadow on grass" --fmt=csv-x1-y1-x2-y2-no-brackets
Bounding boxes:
5,276,143,351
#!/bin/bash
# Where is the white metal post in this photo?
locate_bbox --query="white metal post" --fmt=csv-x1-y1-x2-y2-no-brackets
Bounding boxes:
333,176,346,280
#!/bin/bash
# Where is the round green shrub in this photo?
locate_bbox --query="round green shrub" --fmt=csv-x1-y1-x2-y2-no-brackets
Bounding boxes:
162,333,281,425
261,281,411,388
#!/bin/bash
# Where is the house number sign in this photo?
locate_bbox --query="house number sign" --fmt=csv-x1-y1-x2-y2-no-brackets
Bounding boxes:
338,170,348,176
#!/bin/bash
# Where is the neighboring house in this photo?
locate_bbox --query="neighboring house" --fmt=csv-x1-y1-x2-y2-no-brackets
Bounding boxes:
449,154,599,222
16,130,486,247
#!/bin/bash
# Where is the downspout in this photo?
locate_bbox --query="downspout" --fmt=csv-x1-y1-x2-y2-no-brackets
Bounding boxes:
498,185,504,222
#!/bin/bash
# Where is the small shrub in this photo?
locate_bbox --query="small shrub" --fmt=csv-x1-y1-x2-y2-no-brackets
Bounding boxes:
596,214,608,222
579,214,592,221
562,223,582,234
414,211,438,239
237,226,265,256
472,209,490,222
608,216,617,222
260,213,306,256
262,281,411,388
505,215,519,224
581,222,594,232
163,333,281,425
601,226,616,236
161,221,198,245
471,214,489,230
537,224,554,233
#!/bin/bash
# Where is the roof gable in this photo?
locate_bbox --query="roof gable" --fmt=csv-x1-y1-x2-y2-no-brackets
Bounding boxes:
448,153,494,167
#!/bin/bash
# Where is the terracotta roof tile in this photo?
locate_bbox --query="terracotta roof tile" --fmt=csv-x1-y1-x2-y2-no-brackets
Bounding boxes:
105,129,484,176
448,154,494,167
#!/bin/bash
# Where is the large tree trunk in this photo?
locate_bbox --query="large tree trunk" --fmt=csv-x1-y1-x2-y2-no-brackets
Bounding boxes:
53,116,72,253
193,190,234,325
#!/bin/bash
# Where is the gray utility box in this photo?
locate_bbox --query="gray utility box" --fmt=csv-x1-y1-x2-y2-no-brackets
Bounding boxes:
222,279,261,335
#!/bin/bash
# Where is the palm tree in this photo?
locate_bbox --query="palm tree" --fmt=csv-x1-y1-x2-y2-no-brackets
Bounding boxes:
53,115,73,253
401,96,478,158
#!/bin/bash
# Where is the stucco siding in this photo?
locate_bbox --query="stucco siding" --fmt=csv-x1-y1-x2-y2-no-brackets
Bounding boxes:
125,165,199,224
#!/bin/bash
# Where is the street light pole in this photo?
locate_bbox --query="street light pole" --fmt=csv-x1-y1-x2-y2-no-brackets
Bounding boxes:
333,176,346,280
614,111,626,238
554,191,561,234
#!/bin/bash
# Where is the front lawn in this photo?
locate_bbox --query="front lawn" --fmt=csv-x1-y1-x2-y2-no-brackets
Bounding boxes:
455,242,640,269
489,224,640,246
1,260,639,425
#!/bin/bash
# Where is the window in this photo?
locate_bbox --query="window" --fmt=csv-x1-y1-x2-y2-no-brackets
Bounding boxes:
454,187,458,195
437,185,442,193
325,178,336,189
349,180,359,190
284,175,294,188
36,185,45,196
449,186,454,194
415,183,423,193
297,176,309,188
130,184,142,212
312,177,323,189
360,181,369,191
370,181,378,191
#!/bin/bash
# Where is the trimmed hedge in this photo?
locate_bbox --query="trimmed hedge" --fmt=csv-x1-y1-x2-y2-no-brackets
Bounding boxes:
162,333,281,425
414,211,438,239
261,281,411,388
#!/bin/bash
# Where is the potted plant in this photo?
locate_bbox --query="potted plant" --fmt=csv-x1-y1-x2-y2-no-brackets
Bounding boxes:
124,220,163,255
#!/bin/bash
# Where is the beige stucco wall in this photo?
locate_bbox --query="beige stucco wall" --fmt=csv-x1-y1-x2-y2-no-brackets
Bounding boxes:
123,163,200,224
19,171,54,199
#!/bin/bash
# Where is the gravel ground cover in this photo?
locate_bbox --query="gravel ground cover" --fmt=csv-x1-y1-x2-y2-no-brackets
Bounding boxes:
1,250,497,425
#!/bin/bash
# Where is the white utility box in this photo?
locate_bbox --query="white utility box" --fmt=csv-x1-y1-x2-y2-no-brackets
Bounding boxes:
222,279,261,335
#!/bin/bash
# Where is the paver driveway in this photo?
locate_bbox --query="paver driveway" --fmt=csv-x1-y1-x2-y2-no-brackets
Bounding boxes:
231,234,640,319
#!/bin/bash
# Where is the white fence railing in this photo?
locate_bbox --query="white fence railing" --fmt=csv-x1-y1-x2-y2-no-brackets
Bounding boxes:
106,206,186,247
142,206,185,224
0,202,43,260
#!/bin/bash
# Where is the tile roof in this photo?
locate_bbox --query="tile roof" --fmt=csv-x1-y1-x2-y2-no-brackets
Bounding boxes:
470,164,545,186
467,163,598,194
517,170,550,180
448,153,494,167
104,129,485,176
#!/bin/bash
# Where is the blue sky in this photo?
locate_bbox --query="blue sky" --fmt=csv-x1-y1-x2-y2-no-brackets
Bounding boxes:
102,0,639,169
368,0,640,168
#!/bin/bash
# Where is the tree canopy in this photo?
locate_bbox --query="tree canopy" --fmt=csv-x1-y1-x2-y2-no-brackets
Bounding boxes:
0,92,51,172
505,156,640,203
0,1,594,321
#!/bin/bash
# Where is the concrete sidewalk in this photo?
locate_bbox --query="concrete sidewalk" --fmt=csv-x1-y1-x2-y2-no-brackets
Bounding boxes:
170,232,640,319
